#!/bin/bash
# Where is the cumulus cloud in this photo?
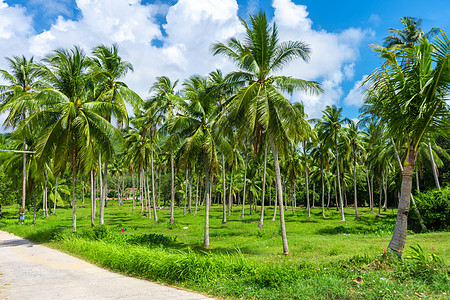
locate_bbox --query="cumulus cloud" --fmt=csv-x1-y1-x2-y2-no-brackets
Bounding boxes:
344,75,367,107
0,0,372,122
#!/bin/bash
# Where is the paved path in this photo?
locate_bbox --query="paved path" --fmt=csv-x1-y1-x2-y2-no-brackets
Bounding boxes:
0,230,213,300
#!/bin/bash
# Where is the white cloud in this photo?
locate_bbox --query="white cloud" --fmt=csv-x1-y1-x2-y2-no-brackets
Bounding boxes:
270,0,373,118
0,0,372,125
344,75,367,107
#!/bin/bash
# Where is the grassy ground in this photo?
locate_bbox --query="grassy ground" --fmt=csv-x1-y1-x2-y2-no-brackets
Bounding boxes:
1,200,449,299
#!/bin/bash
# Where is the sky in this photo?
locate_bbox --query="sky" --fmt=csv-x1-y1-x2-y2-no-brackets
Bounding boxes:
0,0,449,128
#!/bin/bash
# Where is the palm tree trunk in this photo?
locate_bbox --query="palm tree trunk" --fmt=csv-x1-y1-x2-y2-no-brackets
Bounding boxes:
158,167,161,208
32,179,36,225
184,169,188,216
42,169,47,217
204,169,211,247
415,171,420,193
22,138,26,209
151,142,158,222
132,168,135,213
378,176,383,217
304,145,310,218
53,176,58,214
146,169,151,219
428,142,441,190
195,174,199,216
91,169,94,227
71,151,78,232
98,150,104,225
370,176,374,212
312,183,315,208
103,160,108,212
353,152,359,220
258,144,268,229
321,157,325,217
383,169,388,210
272,182,277,221
228,168,234,216
388,146,416,253
240,152,248,218
140,168,144,214
222,154,227,224
335,143,345,222
392,139,426,230
188,168,192,214
170,150,175,225
269,136,289,255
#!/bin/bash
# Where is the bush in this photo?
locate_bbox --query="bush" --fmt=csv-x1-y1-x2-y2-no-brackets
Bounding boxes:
409,187,450,232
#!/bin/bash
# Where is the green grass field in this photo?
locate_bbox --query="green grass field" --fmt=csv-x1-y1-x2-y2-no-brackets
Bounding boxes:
1,201,449,299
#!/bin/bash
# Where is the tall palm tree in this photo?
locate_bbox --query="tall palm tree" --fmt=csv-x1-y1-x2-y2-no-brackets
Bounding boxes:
0,56,43,209
172,75,220,247
90,44,141,225
316,105,349,222
212,11,322,255
362,32,450,253
293,102,316,218
149,76,184,225
24,46,121,232
344,120,366,219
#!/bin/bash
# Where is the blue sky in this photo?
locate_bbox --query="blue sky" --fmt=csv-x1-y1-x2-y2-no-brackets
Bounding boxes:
1,0,449,121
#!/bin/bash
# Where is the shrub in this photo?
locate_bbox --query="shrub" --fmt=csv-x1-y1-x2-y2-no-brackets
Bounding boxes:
409,187,450,232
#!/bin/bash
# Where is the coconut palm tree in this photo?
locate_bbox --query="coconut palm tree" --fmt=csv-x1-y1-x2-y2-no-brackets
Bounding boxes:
383,17,439,49
316,105,349,222
212,11,322,254
344,120,366,219
23,46,121,232
362,32,450,253
89,44,141,224
0,55,43,210
172,75,220,247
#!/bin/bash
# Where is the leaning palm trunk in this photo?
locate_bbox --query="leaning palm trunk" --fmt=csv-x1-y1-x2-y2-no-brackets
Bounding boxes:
258,145,268,228
188,170,192,214
240,153,248,218
388,146,416,253
269,136,289,255
428,142,441,190
169,150,175,225
22,138,26,209
221,154,227,224
204,170,211,247
391,139,426,230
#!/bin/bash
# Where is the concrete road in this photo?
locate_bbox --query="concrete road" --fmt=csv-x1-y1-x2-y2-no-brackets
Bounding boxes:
0,230,213,300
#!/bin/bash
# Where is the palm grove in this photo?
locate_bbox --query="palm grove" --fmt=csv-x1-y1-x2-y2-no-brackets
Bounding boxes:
0,13,449,255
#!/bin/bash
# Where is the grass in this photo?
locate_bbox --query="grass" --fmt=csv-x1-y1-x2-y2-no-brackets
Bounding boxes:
1,201,449,299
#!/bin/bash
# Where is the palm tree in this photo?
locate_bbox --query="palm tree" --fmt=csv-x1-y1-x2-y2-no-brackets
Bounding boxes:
316,105,349,222
362,32,450,253
24,46,121,232
149,76,184,225
383,17,439,49
344,120,366,219
172,75,220,247
89,44,141,225
212,11,322,255
0,55,43,210
293,102,316,218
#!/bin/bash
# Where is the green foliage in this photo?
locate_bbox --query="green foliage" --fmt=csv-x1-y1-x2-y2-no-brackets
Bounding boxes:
93,224,109,240
127,233,177,247
409,187,450,232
